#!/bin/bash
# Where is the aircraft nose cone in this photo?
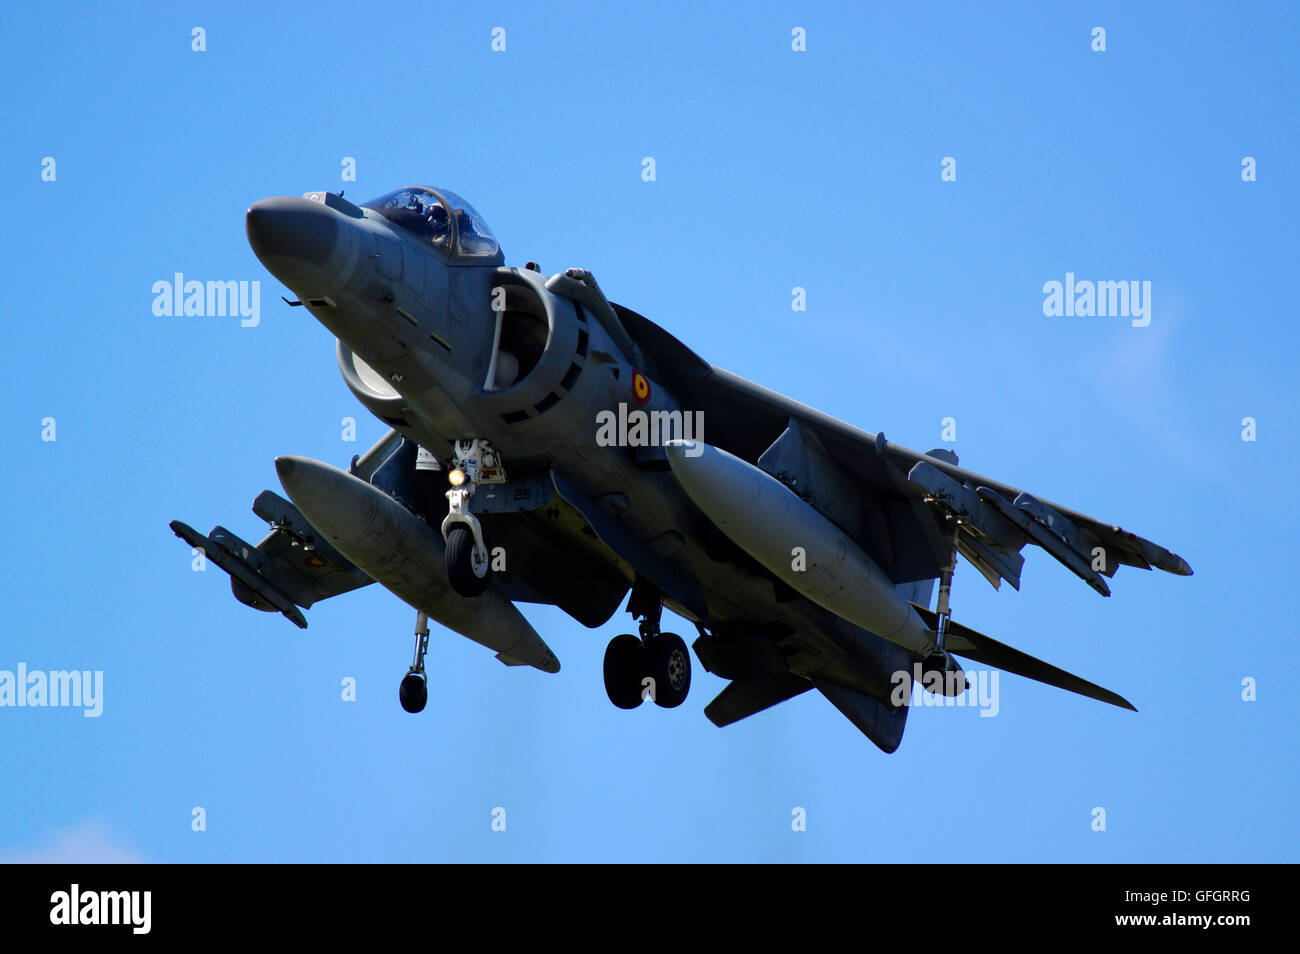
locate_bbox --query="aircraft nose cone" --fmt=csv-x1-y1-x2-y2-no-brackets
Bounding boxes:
246,197,340,283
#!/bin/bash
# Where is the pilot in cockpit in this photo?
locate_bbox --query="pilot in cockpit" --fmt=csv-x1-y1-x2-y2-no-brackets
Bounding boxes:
425,202,451,246
362,188,496,256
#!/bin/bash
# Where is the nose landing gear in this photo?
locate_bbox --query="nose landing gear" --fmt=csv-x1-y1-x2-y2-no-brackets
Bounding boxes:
440,439,505,598
399,611,431,714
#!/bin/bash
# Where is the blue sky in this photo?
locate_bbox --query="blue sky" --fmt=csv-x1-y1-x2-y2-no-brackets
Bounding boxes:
1,1,1296,862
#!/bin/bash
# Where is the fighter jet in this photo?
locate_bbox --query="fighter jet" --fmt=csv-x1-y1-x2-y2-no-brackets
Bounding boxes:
170,186,1193,752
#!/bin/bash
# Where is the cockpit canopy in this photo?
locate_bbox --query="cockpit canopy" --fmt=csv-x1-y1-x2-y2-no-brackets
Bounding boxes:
361,186,500,259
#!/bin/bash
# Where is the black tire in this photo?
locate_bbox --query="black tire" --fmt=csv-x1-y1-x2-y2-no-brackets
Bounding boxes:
919,653,966,696
921,653,947,679
446,525,489,597
603,634,647,709
646,632,691,708
399,672,428,713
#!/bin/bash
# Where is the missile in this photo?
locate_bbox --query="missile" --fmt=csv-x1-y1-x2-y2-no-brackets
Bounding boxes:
273,455,560,673
665,440,938,657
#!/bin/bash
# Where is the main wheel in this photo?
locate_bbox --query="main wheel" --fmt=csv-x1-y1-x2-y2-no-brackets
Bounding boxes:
399,672,428,713
446,525,490,597
646,632,691,708
603,634,647,709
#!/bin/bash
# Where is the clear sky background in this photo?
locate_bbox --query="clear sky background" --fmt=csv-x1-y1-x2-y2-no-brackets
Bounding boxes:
1,1,1296,862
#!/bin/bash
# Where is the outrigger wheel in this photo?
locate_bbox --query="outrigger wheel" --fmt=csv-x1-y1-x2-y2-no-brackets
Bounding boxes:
399,671,428,713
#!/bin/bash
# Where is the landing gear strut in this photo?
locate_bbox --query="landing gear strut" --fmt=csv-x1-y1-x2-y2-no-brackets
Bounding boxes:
399,611,430,713
921,524,969,694
602,581,692,709
922,550,956,678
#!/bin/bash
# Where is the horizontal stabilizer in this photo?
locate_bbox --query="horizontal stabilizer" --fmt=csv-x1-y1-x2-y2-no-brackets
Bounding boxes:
704,673,813,727
910,604,1136,711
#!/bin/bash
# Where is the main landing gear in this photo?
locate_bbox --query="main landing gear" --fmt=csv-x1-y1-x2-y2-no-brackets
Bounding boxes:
603,583,692,710
440,439,505,598
399,611,431,713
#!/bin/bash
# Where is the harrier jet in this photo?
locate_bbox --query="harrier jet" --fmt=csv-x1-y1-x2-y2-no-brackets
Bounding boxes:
171,186,1192,752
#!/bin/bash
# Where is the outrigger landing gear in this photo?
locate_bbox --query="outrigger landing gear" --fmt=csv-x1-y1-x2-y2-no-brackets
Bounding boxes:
921,553,956,679
440,439,506,598
399,611,431,714
921,526,969,694
602,581,692,710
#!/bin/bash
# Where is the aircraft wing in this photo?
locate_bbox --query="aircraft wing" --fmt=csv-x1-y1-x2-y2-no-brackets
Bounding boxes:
171,491,373,629
615,305,1192,596
169,431,403,627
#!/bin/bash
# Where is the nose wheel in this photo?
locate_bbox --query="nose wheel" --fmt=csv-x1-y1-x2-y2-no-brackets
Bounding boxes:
445,525,490,597
400,611,431,714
